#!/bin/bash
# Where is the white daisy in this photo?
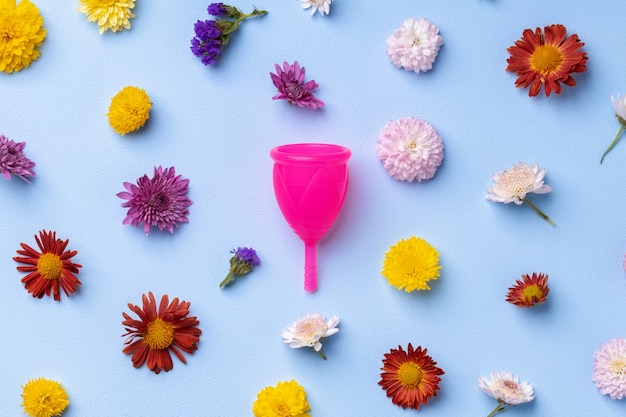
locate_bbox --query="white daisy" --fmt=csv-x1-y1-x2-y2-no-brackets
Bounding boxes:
478,371,535,405
281,313,339,359
301,0,333,16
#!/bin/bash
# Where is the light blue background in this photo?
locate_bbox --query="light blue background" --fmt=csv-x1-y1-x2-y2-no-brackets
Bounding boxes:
2,1,626,416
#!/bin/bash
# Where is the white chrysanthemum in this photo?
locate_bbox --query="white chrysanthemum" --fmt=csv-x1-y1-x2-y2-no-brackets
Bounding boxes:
611,95,626,123
375,117,444,182
592,338,626,400
478,371,534,405
301,0,332,16
386,18,443,74
281,313,339,352
486,162,551,205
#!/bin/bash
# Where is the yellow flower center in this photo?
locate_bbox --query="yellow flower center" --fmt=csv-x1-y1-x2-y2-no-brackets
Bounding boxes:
408,141,417,150
144,318,174,349
274,402,291,417
530,45,563,75
611,360,626,375
398,362,424,387
522,284,544,303
37,253,63,280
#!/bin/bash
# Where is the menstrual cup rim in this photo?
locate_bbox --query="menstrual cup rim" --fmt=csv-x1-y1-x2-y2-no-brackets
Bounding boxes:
270,143,351,165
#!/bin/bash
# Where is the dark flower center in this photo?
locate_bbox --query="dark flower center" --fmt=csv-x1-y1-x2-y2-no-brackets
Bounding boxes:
285,81,307,101
149,192,170,211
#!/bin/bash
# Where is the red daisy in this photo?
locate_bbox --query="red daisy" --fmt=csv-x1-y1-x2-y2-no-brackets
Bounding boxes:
13,230,82,301
506,272,549,308
379,343,444,410
506,24,587,97
122,292,201,374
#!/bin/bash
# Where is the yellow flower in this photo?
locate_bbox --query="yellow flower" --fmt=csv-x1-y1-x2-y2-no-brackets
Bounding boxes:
382,236,441,292
77,0,136,35
21,377,69,417
107,86,151,135
252,380,311,417
0,0,46,73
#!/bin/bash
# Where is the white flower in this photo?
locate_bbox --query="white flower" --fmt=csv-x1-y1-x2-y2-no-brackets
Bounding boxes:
386,18,443,74
592,338,626,400
375,117,444,182
301,0,332,16
281,313,339,359
478,371,535,405
486,162,551,205
611,95,626,123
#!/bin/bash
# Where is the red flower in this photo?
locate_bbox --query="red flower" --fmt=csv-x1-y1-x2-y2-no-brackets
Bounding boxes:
13,230,82,301
506,24,587,97
379,343,444,410
506,272,550,308
122,292,201,374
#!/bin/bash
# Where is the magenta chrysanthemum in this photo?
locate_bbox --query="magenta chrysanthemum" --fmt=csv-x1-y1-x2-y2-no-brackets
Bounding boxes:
0,135,36,183
386,18,443,75
593,338,626,400
375,117,444,182
117,166,192,235
270,61,325,110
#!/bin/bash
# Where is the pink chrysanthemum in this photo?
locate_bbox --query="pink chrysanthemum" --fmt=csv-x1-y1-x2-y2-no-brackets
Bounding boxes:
375,117,444,182
117,166,192,235
0,135,36,183
386,18,443,75
270,61,324,110
593,338,626,400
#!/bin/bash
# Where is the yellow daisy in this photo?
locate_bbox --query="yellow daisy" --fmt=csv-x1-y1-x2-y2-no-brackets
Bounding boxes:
252,380,311,417
21,377,69,417
0,0,46,73
77,0,136,35
381,236,441,292
107,86,151,135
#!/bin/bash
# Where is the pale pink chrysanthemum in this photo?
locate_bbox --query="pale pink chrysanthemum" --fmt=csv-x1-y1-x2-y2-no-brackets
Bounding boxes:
375,117,444,182
486,162,551,205
270,61,325,110
0,135,36,183
592,338,626,400
478,371,535,406
623,254,626,272
117,166,192,235
386,18,443,75
280,313,339,360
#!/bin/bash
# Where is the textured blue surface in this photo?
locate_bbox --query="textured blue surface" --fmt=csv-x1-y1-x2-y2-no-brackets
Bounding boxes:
2,1,626,415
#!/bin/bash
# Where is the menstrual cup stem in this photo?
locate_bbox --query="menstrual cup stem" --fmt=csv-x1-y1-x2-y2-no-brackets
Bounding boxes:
304,241,318,292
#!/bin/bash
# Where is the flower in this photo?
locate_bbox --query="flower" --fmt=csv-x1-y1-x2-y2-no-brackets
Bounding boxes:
106,86,152,135
270,61,325,109
506,24,587,97
13,230,82,301
592,337,626,399
122,292,201,374
219,246,260,287
252,380,311,417
505,272,549,308
301,0,332,16
117,166,192,235
486,162,555,226
386,18,443,75
0,134,36,182
381,236,440,292
600,95,626,164
623,254,626,272
281,313,339,360
77,0,136,34
21,377,69,417
0,0,46,74
375,117,444,182
478,371,534,416
379,343,444,410
191,3,267,66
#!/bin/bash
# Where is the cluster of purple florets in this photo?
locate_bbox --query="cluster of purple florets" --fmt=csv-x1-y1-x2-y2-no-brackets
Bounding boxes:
190,3,228,65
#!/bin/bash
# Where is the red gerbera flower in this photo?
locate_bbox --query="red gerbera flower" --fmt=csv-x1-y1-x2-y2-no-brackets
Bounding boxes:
506,24,587,97
379,343,444,410
506,272,549,308
122,292,201,374
13,230,82,301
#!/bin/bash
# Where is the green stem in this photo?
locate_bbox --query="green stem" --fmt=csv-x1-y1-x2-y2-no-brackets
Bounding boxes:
486,401,507,417
523,197,555,227
601,126,625,164
219,271,235,288
315,349,327,360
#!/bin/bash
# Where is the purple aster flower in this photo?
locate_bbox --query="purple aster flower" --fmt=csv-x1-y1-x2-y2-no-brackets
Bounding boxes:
270,61,325,109
219,247,260,288
232,247,260,265
117,166,193,235
207,2,226,16
0,135,36,183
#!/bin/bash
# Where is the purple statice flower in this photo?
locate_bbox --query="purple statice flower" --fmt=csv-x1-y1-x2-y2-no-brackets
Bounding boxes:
0,135,36,183
232,247,260,265
191,19,223,65
117,166,193,235
207,2,226,16
219,247,260,288
270,61,325,109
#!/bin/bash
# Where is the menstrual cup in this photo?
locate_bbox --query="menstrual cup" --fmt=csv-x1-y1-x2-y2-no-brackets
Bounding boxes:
270,143,351,292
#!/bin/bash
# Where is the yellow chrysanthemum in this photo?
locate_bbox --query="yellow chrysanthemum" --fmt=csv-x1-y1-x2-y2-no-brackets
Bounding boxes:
107,86,151,135
77,0,136,35
252,380,311,417
0,0,46,74
381,236,441,292
21,377,69,417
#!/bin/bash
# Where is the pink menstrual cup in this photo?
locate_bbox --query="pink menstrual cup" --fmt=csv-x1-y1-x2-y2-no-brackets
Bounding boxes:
270,143,351,292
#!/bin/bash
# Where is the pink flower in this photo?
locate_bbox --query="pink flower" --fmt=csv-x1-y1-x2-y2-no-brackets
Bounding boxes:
593,338,626,399
386,18,443,75
0,135,36,183
270,61,324,110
